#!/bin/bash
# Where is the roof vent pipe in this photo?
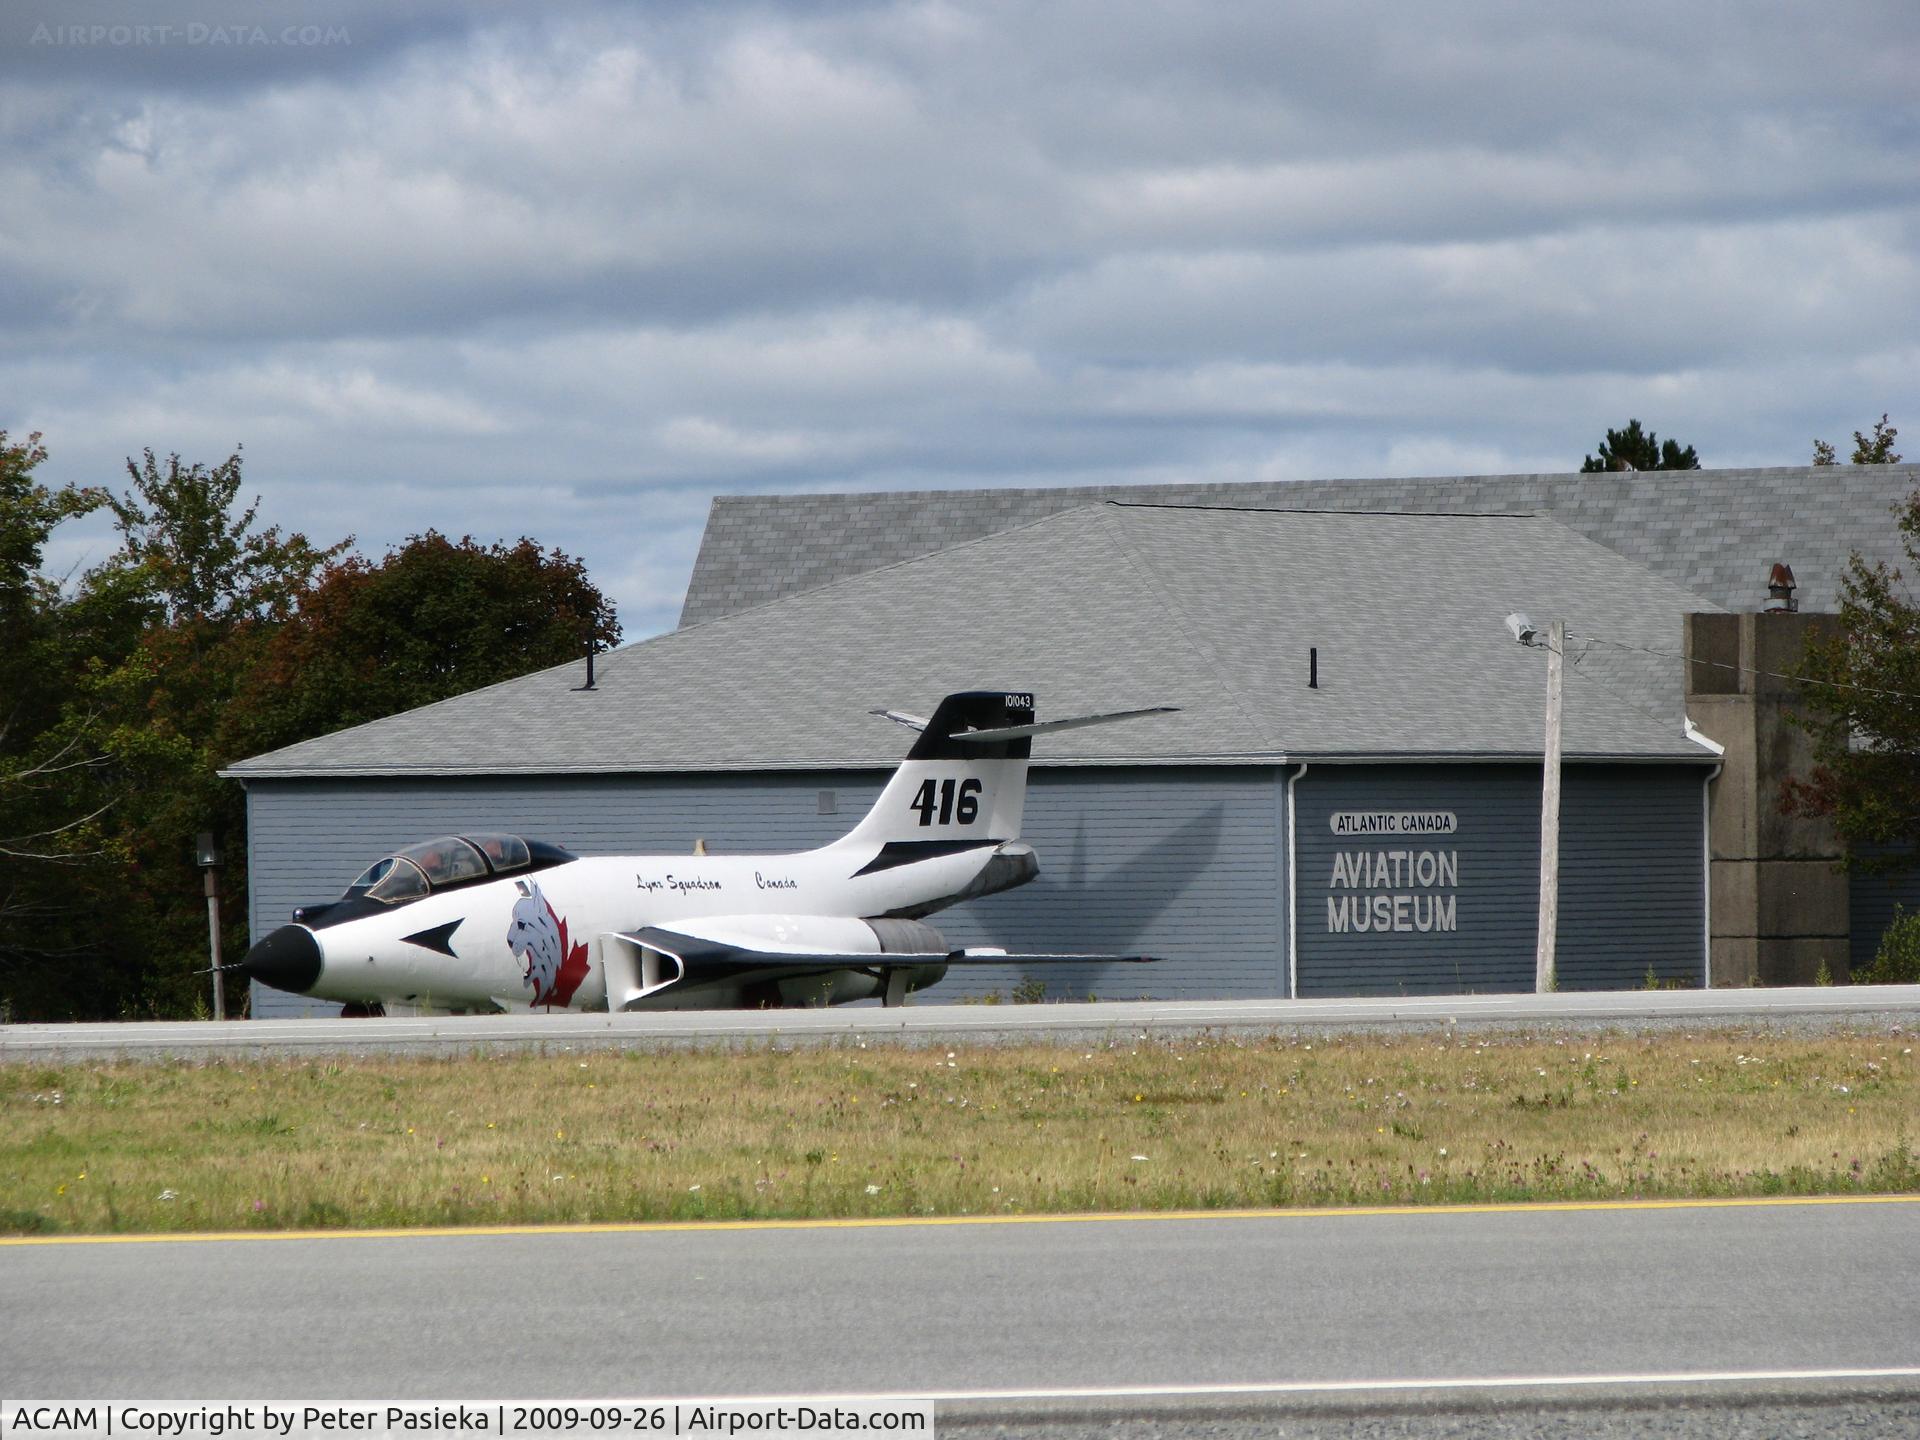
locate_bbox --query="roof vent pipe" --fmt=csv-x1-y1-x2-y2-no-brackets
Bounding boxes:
1762,562,1798,614
573,641,598,692
1309,647,1319,689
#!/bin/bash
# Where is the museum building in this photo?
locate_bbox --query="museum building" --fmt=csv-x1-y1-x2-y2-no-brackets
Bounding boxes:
231,469,1915,1018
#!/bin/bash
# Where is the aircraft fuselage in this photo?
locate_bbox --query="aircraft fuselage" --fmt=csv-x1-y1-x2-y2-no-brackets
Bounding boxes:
265,838,1029,1012
237,691,1170,1014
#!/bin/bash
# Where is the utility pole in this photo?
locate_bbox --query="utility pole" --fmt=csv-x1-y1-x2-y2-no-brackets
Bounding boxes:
1535,619,1564,993
197,832,226,1020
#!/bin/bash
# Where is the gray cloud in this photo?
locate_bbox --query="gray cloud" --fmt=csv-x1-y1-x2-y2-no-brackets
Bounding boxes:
8,1,1919,638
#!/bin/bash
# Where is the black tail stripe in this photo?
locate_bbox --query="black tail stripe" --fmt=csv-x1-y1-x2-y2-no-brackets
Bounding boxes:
853,840,997,877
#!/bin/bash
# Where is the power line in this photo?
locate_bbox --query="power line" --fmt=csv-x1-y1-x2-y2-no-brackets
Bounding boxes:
1559,652,1683,733
1567,631,1920,705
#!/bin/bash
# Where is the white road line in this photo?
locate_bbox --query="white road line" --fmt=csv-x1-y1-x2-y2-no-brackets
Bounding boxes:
598,1366,1920,1406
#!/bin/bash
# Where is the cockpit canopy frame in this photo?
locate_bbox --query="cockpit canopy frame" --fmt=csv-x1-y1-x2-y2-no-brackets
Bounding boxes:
343,832,570,904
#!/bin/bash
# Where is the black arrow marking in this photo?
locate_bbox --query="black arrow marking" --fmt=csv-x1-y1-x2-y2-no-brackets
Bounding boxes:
401,919,463,957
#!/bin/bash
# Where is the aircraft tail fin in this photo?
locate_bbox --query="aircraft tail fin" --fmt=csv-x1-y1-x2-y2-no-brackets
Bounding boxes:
838,691,1036,848
837,692,1180,849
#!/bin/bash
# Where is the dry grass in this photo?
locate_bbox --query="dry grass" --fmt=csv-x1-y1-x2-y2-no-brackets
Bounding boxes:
3,1027,1916,1234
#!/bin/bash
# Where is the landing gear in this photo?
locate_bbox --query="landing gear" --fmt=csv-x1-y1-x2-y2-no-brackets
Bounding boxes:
883,969,909,1008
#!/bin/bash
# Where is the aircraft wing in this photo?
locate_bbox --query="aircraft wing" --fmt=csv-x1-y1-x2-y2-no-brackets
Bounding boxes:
628,926,1156,973
597,924,1155,1010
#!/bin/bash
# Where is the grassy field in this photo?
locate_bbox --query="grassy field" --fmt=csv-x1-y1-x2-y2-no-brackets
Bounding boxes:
3,1027,1916,1234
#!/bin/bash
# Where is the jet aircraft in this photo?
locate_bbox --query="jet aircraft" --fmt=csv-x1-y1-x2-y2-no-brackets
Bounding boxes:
236,692,1175,1014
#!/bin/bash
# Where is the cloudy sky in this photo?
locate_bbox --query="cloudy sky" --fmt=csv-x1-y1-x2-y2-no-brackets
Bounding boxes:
7,1,1916,638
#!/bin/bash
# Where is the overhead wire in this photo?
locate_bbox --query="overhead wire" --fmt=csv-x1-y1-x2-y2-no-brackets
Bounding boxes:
1557,649,1686,735
1563,631,1920,706
1518,625,1697,743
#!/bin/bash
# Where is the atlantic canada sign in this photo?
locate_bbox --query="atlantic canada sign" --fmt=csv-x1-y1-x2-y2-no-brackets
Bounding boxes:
1328,811,1458,836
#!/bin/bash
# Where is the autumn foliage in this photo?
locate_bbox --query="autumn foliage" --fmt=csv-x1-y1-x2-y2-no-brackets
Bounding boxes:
0,439,618,1020
1782,487,1920,871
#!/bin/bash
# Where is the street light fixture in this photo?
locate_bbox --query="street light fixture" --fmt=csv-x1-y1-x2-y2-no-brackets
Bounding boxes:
196,832,227,1021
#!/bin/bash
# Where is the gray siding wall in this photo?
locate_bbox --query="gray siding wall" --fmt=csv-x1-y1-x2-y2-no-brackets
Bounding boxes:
1849,852,1920,975
1292,764,1706,996
244,766,1283,1017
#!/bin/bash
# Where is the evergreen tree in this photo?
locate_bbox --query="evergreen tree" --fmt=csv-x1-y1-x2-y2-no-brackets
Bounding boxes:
1580,419,1701,473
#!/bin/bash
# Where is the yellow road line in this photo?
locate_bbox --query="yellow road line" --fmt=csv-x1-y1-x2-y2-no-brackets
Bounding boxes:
3,1192,1916,1247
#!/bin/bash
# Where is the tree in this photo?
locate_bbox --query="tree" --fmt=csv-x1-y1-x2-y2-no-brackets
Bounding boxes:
1580,419,1701,473
103,448,343,625
1,440,624,1021
1782,488,1920,870
0,432,118,1020
1,433,103,751
3,432,94,618
1,431,106,701
33,448,348,1019
1813,415,1902,467
220,531,621,764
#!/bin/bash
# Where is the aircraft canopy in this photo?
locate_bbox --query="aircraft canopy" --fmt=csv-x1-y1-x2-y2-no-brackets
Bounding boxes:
345,832,550,903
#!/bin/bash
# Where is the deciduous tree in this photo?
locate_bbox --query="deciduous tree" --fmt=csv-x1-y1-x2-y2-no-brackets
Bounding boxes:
1783,488,1920,871
1,441,622,1021
46,448,349,1017
220,531,620,764
1813,415,1902,467
0,432,120,1019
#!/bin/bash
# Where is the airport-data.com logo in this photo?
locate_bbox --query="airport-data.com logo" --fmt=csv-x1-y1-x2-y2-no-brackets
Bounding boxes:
28,22,352,49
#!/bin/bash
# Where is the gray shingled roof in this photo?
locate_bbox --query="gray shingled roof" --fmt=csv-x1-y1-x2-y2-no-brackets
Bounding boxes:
681,464,1920,628
227,504,1720,778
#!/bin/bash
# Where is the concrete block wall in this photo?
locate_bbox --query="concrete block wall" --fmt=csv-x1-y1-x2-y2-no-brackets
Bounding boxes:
1686,611,1849,983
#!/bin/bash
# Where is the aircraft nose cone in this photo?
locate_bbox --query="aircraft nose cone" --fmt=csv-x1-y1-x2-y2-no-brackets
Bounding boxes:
240,925,323,993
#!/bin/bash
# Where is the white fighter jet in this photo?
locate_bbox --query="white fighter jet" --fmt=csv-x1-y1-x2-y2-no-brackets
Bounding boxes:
235,692,1175,1014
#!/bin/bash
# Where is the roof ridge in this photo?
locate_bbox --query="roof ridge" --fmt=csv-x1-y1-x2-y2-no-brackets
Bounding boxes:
704,461,1920,509
1102,499,1543,519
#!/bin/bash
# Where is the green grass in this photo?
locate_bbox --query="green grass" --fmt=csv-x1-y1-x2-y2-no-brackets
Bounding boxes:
2,1027,1916,1234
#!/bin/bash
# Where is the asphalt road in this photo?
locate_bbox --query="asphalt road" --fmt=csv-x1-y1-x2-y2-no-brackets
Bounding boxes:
3,1200,1916,1413
6,985,1920,1060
